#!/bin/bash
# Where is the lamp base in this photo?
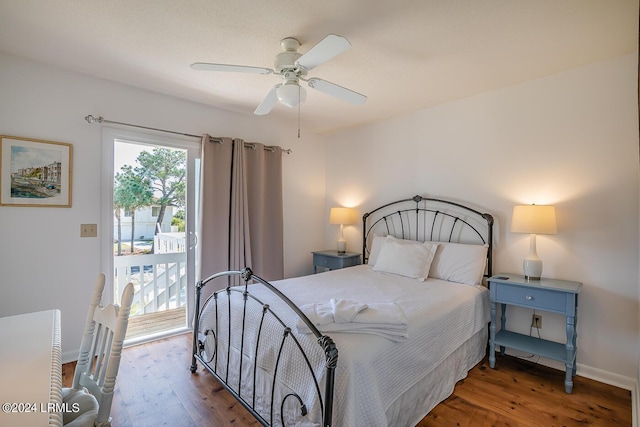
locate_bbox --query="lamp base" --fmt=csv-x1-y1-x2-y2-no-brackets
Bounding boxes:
523,259,542,281
337,240,346,254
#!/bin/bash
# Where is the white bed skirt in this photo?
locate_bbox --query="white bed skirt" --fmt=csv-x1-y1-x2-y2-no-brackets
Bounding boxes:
385,326,488,427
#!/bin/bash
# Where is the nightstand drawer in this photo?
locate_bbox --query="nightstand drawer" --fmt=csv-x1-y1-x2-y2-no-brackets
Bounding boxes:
494,283,566,313
311,250,361,273
316,256,343,269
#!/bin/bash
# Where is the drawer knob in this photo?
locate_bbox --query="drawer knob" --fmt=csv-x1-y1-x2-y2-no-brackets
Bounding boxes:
525,295,534,300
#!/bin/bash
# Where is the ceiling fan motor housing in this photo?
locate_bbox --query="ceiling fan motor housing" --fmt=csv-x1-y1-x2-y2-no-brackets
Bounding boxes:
274,37,305,75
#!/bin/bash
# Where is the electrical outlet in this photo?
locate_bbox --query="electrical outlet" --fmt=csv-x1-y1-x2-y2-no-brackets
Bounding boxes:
532,314,542,329
80,223,97,238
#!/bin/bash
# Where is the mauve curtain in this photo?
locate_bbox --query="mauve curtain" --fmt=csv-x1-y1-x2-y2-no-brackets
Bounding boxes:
228,138,252,286
198,134,284,292
199,135,233,293
241,139,284,281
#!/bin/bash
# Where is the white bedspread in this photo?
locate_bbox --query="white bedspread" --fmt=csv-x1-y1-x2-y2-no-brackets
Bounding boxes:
199,265,489,427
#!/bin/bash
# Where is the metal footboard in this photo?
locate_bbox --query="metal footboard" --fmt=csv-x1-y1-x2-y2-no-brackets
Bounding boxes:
190,267,338,427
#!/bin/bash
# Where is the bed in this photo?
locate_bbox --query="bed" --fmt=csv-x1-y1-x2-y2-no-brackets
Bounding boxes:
191,195,494,426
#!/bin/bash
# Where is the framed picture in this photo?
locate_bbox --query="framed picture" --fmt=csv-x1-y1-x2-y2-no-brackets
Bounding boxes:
0,136,72,207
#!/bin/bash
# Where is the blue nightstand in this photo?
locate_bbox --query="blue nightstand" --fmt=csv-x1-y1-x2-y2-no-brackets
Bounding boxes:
312,250,361,273
488,274,582,393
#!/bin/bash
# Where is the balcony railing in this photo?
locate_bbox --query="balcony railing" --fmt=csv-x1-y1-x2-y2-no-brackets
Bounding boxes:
154,232,186,254
114,251,187,318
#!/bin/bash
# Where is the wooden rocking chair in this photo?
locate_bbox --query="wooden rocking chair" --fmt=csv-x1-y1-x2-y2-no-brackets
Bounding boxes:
62,274,134,427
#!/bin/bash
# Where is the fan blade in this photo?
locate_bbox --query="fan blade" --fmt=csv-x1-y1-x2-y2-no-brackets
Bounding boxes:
307,78,367,105
254,85,280,115
295,34,351,71
191,62,273,75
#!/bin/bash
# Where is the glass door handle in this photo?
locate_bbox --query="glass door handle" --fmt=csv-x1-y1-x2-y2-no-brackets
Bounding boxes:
189,231,198,250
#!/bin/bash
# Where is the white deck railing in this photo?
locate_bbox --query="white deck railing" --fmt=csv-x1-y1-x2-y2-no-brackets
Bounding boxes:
154,232,186,254
113,251,187,317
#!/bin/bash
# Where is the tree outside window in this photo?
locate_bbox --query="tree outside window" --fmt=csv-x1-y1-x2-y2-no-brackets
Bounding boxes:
114,147,186,255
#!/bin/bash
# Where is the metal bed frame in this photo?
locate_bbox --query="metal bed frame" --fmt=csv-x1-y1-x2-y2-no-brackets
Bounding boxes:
190,195,493,427
191,268,338,427
363,195,494,277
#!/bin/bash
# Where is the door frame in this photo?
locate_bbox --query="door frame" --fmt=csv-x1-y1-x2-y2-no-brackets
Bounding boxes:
101,126,200,332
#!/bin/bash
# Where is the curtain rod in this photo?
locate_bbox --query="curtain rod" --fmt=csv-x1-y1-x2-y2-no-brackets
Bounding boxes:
84,115,292,154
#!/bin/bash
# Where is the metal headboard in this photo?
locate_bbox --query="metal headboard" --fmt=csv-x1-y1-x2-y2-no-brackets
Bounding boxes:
362,195,494,277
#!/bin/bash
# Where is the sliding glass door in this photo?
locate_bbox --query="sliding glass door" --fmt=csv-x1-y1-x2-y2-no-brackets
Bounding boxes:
102,128,200,342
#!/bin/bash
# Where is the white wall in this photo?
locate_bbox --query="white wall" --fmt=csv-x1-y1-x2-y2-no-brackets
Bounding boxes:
1,48,638,387
0,52,326,361
325,54,640,383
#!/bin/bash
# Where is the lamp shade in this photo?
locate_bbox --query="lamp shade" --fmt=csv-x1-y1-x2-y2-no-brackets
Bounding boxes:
329,207,357,225
511,205,557,235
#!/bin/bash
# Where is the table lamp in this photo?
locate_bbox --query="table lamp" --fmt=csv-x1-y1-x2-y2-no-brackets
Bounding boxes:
511,204,557,280
329,207,357,253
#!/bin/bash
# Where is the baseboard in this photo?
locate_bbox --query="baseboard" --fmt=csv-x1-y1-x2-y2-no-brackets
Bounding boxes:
62,350,78,365
504,349,635,390
577,363,636,391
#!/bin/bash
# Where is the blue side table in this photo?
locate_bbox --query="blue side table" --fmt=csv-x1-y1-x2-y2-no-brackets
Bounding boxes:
488,274,582,393
312,250,361,273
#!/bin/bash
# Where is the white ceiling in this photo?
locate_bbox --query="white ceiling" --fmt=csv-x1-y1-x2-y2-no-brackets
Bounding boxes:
0,1,637,135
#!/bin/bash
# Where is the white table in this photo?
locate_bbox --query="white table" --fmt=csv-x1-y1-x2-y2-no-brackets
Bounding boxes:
0,309,63,427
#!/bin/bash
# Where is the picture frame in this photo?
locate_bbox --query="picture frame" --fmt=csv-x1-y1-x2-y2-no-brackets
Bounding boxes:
0,136,73,207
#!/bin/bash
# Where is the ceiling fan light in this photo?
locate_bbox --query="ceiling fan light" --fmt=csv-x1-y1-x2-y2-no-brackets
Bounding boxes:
277,83,306,108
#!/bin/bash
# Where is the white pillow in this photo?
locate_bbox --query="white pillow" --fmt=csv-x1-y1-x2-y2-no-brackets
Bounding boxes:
428,242,488,286
368,234,422,266
372,239,439,280
367,234,387,265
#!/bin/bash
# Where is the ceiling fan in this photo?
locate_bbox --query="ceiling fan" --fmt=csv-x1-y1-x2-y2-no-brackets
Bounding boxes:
191,34,367,115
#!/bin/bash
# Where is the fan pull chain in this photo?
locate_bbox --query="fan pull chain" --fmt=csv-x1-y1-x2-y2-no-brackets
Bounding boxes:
297,85,301,138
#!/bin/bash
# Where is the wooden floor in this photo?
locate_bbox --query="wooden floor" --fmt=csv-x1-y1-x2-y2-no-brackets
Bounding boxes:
62,333,632,427
125,307,187,341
